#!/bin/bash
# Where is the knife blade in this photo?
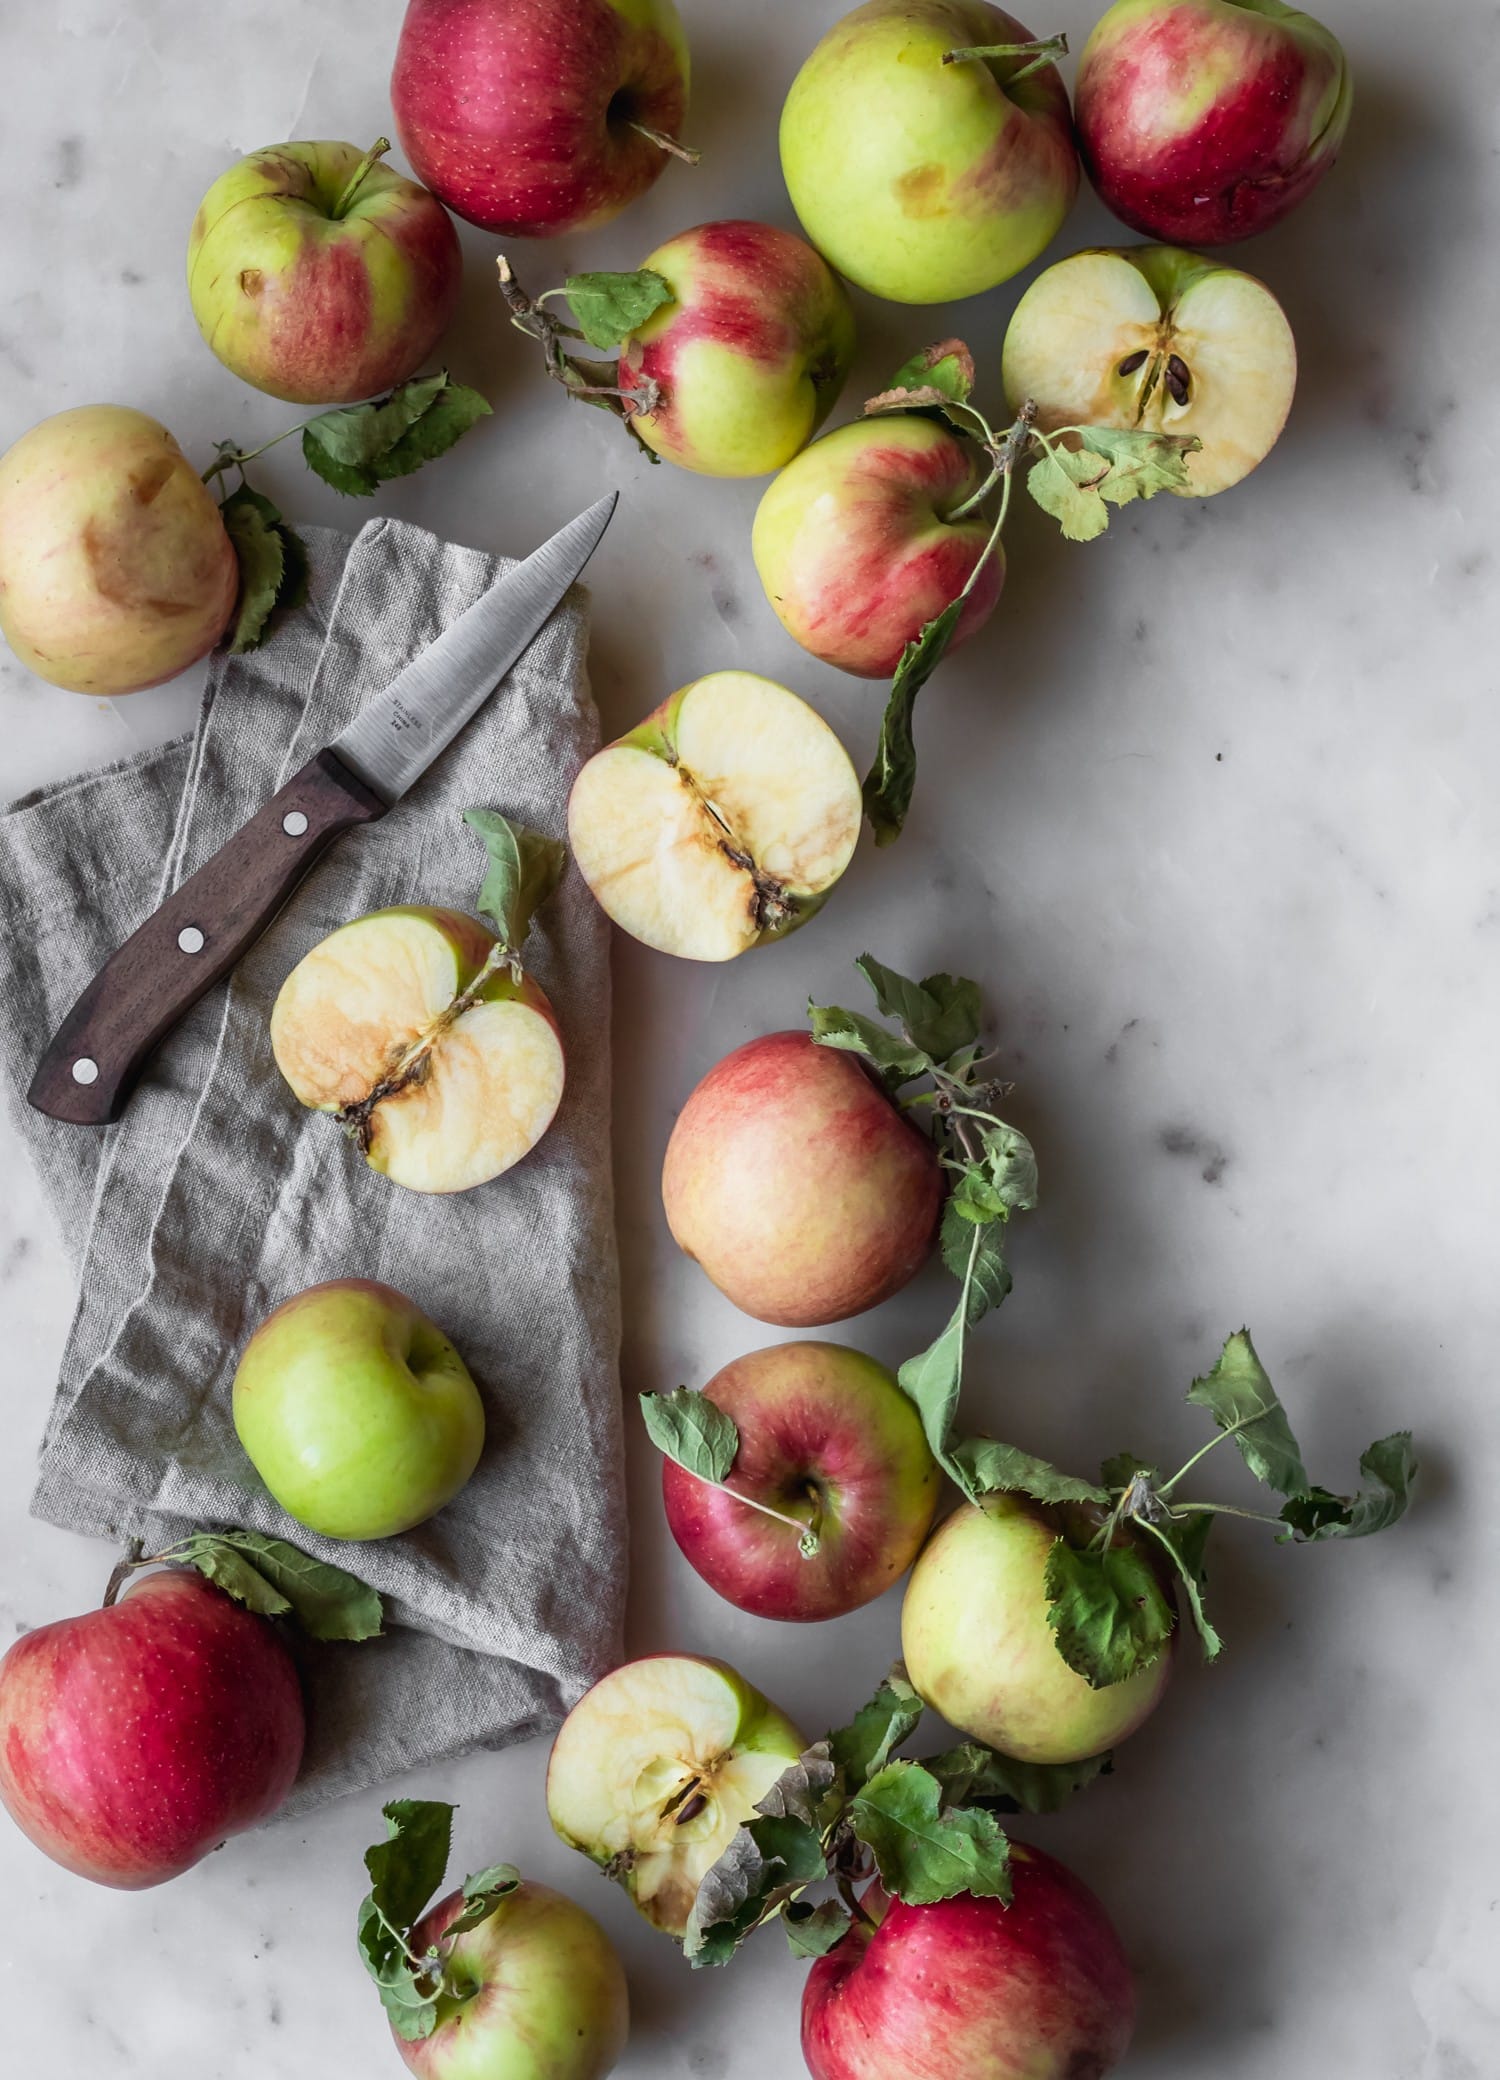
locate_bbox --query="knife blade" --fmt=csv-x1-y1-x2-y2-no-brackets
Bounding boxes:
27,493,617,1127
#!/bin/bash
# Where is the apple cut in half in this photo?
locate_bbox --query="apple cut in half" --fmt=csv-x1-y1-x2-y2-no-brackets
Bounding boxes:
567,670,861,961
1002,245,1297,497
546,1654,805,1938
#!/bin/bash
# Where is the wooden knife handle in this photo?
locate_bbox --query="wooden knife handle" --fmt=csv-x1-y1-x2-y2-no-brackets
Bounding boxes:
27,748,387,1126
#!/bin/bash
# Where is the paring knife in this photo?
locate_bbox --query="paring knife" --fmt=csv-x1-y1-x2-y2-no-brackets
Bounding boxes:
28,493,618,1128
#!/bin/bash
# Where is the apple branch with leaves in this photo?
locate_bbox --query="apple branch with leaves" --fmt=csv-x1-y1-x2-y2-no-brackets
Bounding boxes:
358,1800,522,2041
861,341,1202,845
496,255,676,455
104,1526,383,1641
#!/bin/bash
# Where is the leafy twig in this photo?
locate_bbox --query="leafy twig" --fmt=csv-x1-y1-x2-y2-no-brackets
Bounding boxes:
496,255,668,457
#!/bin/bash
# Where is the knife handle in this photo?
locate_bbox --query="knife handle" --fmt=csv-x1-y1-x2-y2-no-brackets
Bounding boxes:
27,748,387,1127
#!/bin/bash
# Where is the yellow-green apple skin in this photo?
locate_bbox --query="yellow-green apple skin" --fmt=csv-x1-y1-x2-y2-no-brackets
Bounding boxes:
1002,243,1297,497
753,415,1003,678
901,1493,1174,1763
0,406,237,696
397,1880,628,2080
1076,0,1352,246
232,1278,485,1541
546,1654,805,1936
780,0,1079,304
187,140,462,405
618,220,855,476
661,1343,941,1620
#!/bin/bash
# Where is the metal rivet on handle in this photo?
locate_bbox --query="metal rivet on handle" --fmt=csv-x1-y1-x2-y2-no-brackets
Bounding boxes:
72,1058,99,1086
282,810,309,837
177,926,206,954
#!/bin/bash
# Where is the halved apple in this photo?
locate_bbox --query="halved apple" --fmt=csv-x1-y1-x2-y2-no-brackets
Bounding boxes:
546,1654,805,1938
566,670,861,962
1002,245,1297,497
270,814,567,1194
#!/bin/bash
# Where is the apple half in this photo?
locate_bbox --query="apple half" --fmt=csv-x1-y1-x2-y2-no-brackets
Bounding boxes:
567,670,861,961
1002,244,1297,497
546,1654,805,1938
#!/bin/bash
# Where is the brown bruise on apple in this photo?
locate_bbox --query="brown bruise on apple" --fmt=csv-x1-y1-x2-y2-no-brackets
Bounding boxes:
567,670,861,962
1002,246,1297,497
270,906,564,1194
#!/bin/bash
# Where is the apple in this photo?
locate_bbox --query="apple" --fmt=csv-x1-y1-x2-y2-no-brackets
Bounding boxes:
392,0,692,239
779,0,1078,305
661,1341,941,1622
617,220,855,477
270,905,564,1193
752,416,1003,678
1002,243,1297,497
1076,0,1353,245
187,139,462,406
546,1654,804,1936
901,1493,1174,1764
0,405,237,696
232,1278,485,1542
398,1880,628,2080
0,1569,303,1888
662,1030,943,1326
802,1848,1135,2080
567,670,862,962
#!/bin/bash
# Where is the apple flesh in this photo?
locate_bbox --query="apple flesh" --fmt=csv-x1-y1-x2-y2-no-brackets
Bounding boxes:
662,1030,943,1326
0,405,237,696
1076,0,1352,245
1002,243,1297,497
398,1879,628,2080
0,1570,304,1888
270,905,565,1193
546,1654,804,1937
803,1849,1135,2080
902,1492,1174,1764
232,1278,485,1542
780,0,1078,305
752,416,1004,678
618,220,855,477
187,140,462,406
567,671,862,962
392,0,691,238
662,1342,941,1622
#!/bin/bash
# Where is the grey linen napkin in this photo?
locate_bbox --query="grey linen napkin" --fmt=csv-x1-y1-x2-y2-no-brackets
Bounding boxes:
0,518,625,1813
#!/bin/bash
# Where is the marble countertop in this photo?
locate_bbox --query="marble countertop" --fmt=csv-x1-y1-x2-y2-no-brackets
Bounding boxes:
2,2,1496,2075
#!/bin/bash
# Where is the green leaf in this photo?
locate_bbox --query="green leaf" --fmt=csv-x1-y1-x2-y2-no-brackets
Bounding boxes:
1278,1432,1418,1543
806,1003,934,1087
1026,443,1111,542
179,1530,382,1641
1102,1452,1156,1490
1187,1329,1309,1497
970,1120,1039,1221
375,383,492,481
463,808,567,960
1075,425,1201,505
1044,1537,1176,1688
684,1812,828,1967
853,955,982,1065
301,373,490,496
357,1893,437,2043
863,597,965,846
947,1440,1108,1508
924,1743,1112,1815
850,1762,1011,1907
898,1227,1016,1501
827,1666,924,1792
866,339,976,414
783,1897,854,1958
639,1387,739,1486
357,1800,455,2041
753,1742,841,1830
1141,1512,1222,1660
445,1862,521,1937
564,267,674,350
219,485,306,653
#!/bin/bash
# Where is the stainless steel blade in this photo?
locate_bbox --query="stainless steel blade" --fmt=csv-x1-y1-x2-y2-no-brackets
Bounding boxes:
331,492,618,804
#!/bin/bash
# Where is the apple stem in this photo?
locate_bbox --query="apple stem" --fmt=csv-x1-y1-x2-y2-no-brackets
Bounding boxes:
330,137,391,220
943,33,1068,85
1162,1498,1290,1529
627,120,701,165
101,1538,146,1607
1155,1412,1262,1499
679,1465,823,1556
838,1874,878,1931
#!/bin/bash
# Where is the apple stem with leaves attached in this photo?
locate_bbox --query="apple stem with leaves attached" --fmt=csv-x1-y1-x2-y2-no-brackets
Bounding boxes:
358,1801,523,2042
496,254,667,455
640,1389,824,1557
942,32,1068,84
97,1527,384,1640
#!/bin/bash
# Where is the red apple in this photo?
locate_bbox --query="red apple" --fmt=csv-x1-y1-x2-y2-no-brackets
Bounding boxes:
1075,0,1353,245
752,416,1003,678
391,0,691,239
803,1848,1136,2080
661,1342,941,1621
662,1030,943,1326
0,1569,304,1888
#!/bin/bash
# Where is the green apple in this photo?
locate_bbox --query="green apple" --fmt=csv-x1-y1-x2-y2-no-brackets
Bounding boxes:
779,0,1079,304
546,1654,805,1936
1002,243,1297,497
567,670,862,960
901,1494,1173,1762
232,1279,485,1542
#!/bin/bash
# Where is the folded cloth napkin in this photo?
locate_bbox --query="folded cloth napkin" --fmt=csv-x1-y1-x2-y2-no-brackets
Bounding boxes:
0,518,625,1813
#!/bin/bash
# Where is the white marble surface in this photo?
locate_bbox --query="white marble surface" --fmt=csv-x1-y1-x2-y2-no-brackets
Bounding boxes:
2,1,1497,2074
